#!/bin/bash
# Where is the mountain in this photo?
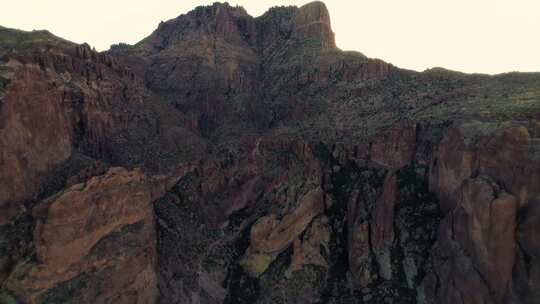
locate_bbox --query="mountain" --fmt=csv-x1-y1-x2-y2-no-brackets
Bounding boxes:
1,2,539,303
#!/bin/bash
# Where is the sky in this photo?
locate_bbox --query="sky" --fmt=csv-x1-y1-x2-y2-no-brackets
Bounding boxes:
2,0,540,74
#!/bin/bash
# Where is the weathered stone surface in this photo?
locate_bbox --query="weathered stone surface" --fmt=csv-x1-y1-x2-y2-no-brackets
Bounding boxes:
370,122,417,169
430,121,540,211
1,2,540,304
423,121,540,304
0,62,73,222
288,215,330,273
2,167,166,303
0,38,155,224
422,177,517,304
347,189,371,286
515,197,540,303
428,125,474,212
348,219,371,286
242,187,325,276
370,172,397,280
293,1,335,48
476,125,540,207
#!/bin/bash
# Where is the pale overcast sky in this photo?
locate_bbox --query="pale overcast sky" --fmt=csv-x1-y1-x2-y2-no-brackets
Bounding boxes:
2,0,539,74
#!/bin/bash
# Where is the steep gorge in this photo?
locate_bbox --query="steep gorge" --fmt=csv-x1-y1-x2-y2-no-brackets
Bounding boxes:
0,2,539,303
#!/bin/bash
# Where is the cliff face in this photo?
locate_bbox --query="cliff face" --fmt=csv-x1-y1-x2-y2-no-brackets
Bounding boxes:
1,2,540,304
3,168,164,303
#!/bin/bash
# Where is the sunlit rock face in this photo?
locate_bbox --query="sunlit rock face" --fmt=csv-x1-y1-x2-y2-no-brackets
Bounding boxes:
1,2,540,304
293,1,336,49
2,168,165,303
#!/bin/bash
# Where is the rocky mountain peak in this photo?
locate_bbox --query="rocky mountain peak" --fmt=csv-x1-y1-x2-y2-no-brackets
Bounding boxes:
136,2,256,54
293,1,335,48
137,1,336,54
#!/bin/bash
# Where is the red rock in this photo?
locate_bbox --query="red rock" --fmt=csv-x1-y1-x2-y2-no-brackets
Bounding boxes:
361,59,392,79
370,122,417,169
242,187,325,276
288,215,330,273
428,125,475,212
3,167,167,303
293,1,336,48
250,187,325,254
348,220,372,286
1,4,539,303
515,197,540,302
423,120,540,304
430,122,540,212
0,62,74,222
370,172,397,280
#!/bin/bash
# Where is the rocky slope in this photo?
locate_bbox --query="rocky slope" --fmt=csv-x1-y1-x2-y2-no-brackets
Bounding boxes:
1,2,540,303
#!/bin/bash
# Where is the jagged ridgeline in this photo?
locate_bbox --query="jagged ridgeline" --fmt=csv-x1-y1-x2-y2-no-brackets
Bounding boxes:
1,2,540,304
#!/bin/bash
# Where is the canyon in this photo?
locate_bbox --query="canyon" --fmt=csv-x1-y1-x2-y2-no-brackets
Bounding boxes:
0,2,539,303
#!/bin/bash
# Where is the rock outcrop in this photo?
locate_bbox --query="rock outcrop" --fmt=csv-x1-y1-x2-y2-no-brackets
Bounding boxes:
293,1,336,48
0,59,74,222
423,121,540,304
0,39,143,222
2,168,169,303
241,187,326,276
